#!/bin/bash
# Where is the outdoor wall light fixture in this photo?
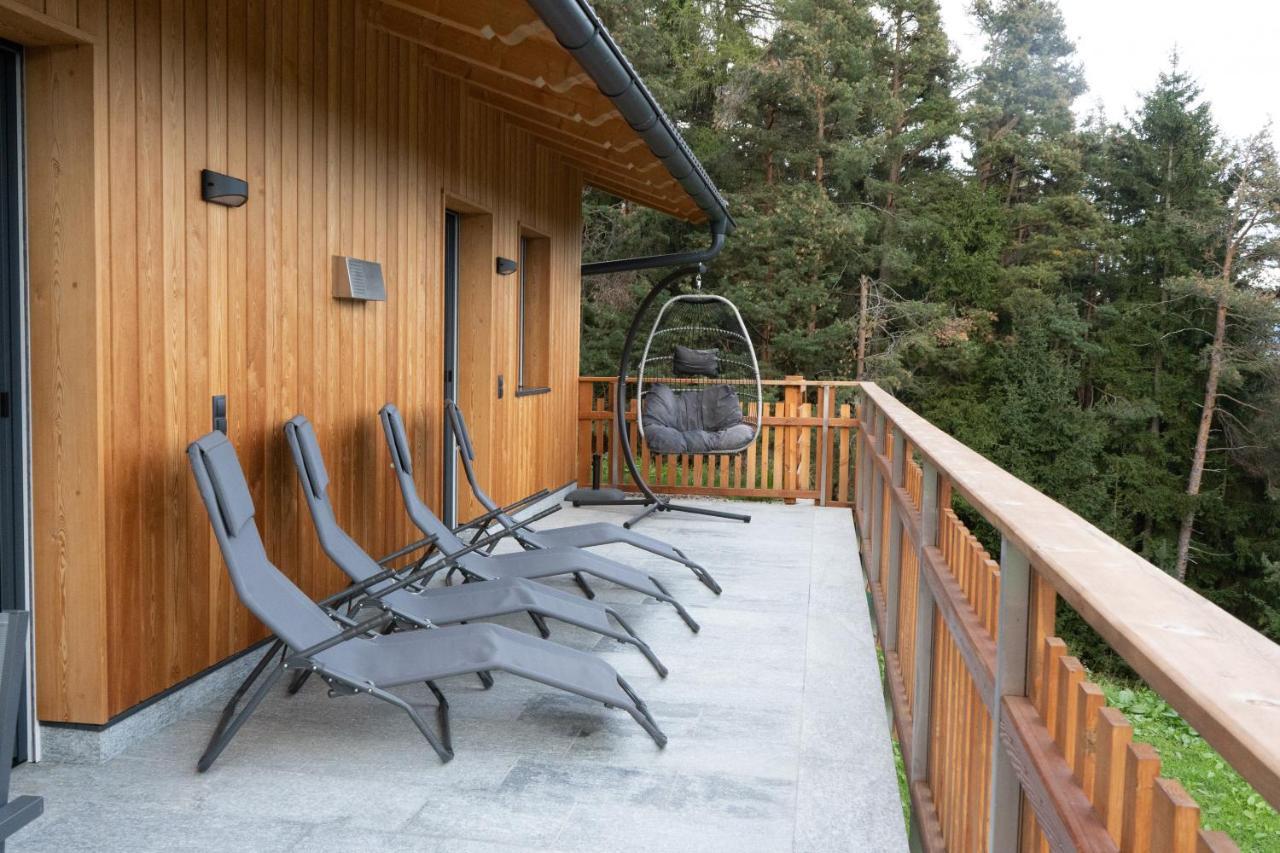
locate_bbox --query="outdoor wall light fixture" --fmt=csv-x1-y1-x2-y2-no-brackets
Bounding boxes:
201,169,249,207
496,257,518,276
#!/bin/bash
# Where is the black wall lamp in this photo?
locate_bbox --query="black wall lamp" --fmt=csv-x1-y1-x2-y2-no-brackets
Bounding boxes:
201,169,249,207
496,257,518,276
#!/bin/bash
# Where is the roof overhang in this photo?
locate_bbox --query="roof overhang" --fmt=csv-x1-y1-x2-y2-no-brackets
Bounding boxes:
366,0,732,232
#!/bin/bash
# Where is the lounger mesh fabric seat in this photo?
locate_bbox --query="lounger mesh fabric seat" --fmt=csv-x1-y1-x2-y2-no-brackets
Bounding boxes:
283,415,666,675
379,404,700,632
188,430,666,771
445,400,722,595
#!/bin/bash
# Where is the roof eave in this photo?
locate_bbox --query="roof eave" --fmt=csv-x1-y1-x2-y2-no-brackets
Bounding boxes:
525,0,735,234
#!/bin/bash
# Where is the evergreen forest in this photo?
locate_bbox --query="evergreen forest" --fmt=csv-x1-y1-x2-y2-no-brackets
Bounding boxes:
579,0,1280,663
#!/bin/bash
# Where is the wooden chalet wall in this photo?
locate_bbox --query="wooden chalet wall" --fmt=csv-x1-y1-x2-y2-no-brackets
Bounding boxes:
15,0,585,724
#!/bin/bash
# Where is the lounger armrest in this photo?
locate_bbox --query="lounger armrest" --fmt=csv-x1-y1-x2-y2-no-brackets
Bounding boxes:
286,611,394,664
361,504,564,601
451,489,551,534
518,503,561,527
375,536,436,567
317,541,439,609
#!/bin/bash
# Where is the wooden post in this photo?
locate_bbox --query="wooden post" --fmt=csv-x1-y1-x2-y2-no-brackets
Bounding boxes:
884,427,906,651
857,395,875,545
988,537,1032,852
869,413,887,593
909,460,940,782
783,376,802,503
609,382,621,486
577,380,593,484
818,384,832,506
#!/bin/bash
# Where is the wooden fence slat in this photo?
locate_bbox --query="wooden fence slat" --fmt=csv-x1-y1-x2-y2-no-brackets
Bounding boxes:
838,403,851,502
1122,742,1161,853
1056,656,1085,775
1151,777,1200,853
1095,706,1133,842
1075,681,1106,802
1196,830,1239,852
772,403,784,494
577,382,592,484
1040,637,1067,722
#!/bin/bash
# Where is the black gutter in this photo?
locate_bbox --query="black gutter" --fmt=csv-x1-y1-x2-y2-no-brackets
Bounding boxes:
581,219,726,277
526,0,734,275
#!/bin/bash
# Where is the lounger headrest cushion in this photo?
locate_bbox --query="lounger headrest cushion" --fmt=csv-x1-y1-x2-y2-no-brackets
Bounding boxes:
195,432,256,535
286,415,329,500
380,403,413,476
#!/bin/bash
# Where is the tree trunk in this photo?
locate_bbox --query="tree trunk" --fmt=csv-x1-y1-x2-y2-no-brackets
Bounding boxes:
1174,293,1229,581
764,104,776,185
815,94,826,186
856,275,870,379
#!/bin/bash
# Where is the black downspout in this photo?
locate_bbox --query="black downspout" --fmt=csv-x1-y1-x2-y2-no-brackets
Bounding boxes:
581,218,727,278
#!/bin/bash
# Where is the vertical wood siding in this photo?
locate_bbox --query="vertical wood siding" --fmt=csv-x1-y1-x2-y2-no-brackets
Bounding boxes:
25,0,585,723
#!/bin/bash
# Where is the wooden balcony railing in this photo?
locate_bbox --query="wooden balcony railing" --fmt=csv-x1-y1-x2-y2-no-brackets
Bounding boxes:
857,382,1278,852
576,375,862,505
574,375,1280,851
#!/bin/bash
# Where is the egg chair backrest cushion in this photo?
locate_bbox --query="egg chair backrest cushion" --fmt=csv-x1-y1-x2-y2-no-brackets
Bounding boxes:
672,345,720,378
642,383,755,454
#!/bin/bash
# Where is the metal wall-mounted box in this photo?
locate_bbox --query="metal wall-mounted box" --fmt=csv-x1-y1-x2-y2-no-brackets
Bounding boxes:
332,256,386,301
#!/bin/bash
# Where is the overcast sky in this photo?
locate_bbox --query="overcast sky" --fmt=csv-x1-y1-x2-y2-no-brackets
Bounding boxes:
937,0,1280,146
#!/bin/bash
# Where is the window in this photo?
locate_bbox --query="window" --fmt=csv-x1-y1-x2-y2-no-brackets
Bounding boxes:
517,231,551,395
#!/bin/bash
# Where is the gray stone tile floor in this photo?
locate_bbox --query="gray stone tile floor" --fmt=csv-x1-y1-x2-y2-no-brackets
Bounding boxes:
9,499,907,852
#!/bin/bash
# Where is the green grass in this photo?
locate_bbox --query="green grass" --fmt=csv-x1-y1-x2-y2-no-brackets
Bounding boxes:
877,650,912,832
892,729,910,831
1093,673,1280,851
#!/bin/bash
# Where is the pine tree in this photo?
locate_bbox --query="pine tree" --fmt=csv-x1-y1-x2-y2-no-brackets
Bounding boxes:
966,0,1085,202
1084,63,1224,558
868,0,957,287
1173,131,1280,581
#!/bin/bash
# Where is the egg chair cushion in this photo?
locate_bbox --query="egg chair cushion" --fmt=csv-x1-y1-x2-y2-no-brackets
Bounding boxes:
642,383,755,454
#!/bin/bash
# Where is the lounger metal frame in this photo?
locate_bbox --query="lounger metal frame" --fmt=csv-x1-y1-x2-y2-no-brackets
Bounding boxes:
189,432,666,773
379,404,701,633
445,400,723,595
283,414,667,676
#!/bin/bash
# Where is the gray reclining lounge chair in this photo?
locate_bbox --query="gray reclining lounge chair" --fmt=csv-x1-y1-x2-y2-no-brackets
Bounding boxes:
284,415,667,676
379,404,700,633
188,431,666,771
446,400,722,595
0,612,42,847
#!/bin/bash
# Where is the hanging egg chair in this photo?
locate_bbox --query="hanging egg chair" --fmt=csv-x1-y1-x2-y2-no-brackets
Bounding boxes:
584,264,762,528
637,292,763,456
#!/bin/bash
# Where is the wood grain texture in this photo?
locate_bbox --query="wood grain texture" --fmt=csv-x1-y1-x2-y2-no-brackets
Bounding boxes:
26,0,590,722
26,41,110,723
1001,696,1120,853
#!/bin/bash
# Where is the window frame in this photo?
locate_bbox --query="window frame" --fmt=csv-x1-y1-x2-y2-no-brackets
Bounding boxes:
515,229,552,397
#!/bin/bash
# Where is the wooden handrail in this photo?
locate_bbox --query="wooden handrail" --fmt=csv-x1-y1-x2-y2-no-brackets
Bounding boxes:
860,381,1280,810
